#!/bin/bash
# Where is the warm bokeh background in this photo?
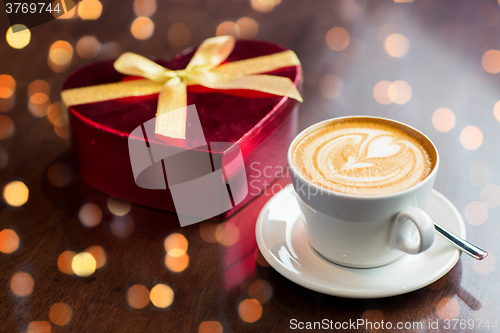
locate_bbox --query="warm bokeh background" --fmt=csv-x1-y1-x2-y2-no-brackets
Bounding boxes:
1,0,499,332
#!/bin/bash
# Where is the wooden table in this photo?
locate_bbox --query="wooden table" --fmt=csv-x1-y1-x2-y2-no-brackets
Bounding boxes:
1,0,499,332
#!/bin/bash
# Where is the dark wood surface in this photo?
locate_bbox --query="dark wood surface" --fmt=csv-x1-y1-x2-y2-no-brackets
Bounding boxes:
1,0,499,332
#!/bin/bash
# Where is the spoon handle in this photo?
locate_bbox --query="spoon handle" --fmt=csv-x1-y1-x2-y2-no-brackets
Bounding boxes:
434,222,488,260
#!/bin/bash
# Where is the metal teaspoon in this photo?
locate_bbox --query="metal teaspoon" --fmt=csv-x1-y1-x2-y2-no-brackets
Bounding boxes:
433,222,488,260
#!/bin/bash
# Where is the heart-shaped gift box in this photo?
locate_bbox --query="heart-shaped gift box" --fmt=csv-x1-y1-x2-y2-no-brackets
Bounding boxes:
62,38,301,223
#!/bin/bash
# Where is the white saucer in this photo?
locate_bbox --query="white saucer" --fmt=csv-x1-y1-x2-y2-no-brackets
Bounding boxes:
255,184,466,299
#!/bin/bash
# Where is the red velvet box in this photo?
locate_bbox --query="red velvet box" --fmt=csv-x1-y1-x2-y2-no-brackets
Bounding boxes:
62,39,301,222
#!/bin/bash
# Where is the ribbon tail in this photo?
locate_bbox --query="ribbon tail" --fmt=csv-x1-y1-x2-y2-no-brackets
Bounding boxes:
195,74,303,102
211,50,301,77
155,81,188,139
61,80,164,107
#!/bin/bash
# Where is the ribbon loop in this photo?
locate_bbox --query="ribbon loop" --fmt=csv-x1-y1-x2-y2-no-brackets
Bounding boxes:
186,36,235,71
114,52,172,83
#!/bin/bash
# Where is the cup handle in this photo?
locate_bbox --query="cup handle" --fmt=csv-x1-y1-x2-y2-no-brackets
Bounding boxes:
389,207,435,255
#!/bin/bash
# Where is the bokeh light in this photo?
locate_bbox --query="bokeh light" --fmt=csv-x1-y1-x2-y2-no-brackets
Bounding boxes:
236,17,259,40
48,41,74,72
10,271,34,297
47,102,67,125
29,98,51,117
49,42,73,65
326,27,350,51
469,163,492,187
71,252,96,277
319,74,343,99
85,245,107,269
3,181,29,207
0,229,20,253
432,108,455,132
131,17,155,40
47,163,72,187
77,0,102,20
464,201,488,225
28,80,51,116
383,33,409,58
480,184,500,208
49,303,73,326
27,321,51,333
373,80,392,105
388,80,412,104
436,297,460,320
0,95,15,112
110,216,135,237
76,36,101,59
164,233,189,273
168,23,190,47
336,0,362,21
58,251,76,274
460,126,483,150
216,21,240,38
248,280,272,303
6,25,31,49
55,124,71,139
127,285,150,309
199,222,218,243
107,197,131,216
482,49,500,73
464,201,488,226
78,203,102,227
165,253,190,273
28,79,50,97
134,0,156,17
199,321,223,333
150,284,174,308
0,115,15,139
215,222,240,246
361,310,385,333
30,92,50,105
0,75,16,99
494,100,500,122
394,0,414,3
473,252,496,275
238,299,262,323
251,0,275,13
164,233,188,257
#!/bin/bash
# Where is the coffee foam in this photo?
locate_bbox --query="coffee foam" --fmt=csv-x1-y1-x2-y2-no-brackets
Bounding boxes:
293,119,434,195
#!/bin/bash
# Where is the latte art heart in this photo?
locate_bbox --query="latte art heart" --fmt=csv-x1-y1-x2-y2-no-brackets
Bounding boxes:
293,119,434,195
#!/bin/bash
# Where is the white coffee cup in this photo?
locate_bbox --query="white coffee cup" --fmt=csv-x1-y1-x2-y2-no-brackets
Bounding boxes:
288,116,439,268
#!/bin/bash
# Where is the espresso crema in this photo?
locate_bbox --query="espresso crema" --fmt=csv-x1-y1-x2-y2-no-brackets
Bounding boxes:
292,119,435,195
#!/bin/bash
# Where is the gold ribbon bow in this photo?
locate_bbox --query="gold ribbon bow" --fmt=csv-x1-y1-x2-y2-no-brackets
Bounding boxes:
61,36,302,139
